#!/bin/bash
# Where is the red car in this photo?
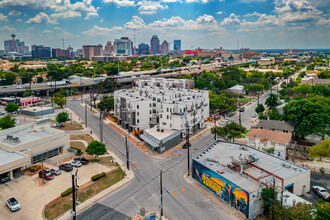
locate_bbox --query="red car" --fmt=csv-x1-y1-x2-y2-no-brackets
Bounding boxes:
39,170,54,181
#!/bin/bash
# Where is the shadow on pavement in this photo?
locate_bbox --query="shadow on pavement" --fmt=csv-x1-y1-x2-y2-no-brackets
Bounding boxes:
78,203,129,220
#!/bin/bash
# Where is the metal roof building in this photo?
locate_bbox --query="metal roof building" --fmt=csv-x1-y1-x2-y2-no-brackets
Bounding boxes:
192,140,310,219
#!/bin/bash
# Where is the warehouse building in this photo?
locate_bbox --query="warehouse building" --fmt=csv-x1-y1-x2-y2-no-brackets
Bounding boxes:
192,140,310,219
0,122,70,182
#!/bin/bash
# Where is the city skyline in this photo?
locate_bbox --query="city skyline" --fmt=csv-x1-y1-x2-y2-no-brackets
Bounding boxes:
0,0,329,50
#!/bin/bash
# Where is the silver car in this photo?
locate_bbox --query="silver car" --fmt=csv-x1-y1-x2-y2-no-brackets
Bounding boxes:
6,197,21,212
48,168,62,176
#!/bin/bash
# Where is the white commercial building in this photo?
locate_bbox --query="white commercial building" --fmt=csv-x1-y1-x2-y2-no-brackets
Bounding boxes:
114,78,209,153
0,122,70,181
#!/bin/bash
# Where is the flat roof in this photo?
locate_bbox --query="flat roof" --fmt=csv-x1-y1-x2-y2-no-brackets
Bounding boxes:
0,148,27,166
22,106,54,112
144,126,177,140
193,140,309,193
0,124,61,147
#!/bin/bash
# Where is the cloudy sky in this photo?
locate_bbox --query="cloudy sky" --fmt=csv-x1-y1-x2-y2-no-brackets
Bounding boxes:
0,0,329,51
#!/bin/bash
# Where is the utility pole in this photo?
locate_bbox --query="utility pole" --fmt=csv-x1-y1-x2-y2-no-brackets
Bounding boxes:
72,174,77,220
85,101,87,128
80,78,83,103
238,102,241,125
186,123,190,176
99,111,103,143
272,176,275,220
125,135,129,170
160,170,163,219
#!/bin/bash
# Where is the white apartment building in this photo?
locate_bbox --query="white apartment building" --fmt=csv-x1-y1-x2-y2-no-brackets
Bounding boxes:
114,78,209,153
114,78,209,133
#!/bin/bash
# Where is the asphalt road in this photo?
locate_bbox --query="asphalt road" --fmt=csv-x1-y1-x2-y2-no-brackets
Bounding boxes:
67,100,238,220
303,172,330,204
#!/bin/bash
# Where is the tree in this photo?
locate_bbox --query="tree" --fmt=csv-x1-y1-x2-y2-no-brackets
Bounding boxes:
255,104,265,114
309,139,330,160
268,107,282,120
212,121,245,142
314,199,330,220
5,103,19,114
265,94,279,108
272,202,313,220
51,92,66,108
262,187,279,216
23,89,34,97
86,140,107,159
283,100,330,139
294,84,313,96
97,95,114,115
0,115,16,129
56,112,69,124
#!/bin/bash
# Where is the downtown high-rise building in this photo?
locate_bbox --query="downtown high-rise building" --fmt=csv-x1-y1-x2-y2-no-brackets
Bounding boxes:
114,37,133,56
82,44,103,60
4,34,29,53
160,40,169,55
104,41,114,55
138,43,150,55
150,35,160,55
174,40,181,51
31,45,51,59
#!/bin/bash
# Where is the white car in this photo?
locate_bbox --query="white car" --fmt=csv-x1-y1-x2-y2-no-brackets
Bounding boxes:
6,197,21,212
312,186,330,200
251,113,257,118
70,160,82,167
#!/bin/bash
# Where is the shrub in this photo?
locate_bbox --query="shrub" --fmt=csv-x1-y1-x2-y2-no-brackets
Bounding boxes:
70,147,83,156
320,167,325,174
91,172,106,181
29,164,41,172
61,187,75,197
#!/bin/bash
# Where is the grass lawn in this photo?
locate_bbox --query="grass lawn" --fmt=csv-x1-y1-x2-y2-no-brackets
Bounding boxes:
44,168,124,220
239,98,253,102
70,134,95,144
56,121,83,130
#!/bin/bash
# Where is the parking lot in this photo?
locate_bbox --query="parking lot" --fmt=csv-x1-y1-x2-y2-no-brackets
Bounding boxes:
0,160,113,220
303,172,330,204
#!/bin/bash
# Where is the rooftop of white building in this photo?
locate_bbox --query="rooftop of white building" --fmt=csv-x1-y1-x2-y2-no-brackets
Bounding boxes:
193,140,309,193
0,148,27,166
0,123,63,147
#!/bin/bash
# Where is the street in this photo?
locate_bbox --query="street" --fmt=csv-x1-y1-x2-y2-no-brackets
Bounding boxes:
67,100,239,220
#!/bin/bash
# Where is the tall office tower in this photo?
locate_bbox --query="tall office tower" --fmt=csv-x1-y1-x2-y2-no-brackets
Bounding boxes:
82,44,103,60
52,48,70,58
31,45,51,59
114,37,133,56
4,34,29,53
150,35,160,55
138,43,150,55
174,40,181,51
104,41,114,54
160,40,169,55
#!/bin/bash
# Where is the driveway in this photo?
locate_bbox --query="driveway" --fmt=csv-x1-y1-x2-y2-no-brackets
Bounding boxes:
0,161,113,220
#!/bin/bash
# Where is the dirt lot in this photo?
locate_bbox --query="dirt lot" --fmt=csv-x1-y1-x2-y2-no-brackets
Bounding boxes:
55,121,83,130
70,134,94,144
0,161,114,220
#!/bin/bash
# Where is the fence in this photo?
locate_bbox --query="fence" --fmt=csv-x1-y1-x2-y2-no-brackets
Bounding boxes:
45,150,77,165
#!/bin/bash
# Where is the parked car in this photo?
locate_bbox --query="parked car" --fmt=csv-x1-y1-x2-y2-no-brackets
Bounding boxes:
74,157,89,165
52,122,63,127
59,163,73,172
240,107,245,112
70,160,82,167
0,111,5,115
16,86,24,89
39,170,54,180
251,113,257,118
6,197,21,212
0,175,10,183
48,168,61,176
312,186,330,200
220,120,227,125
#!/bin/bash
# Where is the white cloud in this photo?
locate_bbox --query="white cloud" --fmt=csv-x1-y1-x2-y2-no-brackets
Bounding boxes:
82,25,124,36
240,14,280,32
26,12,58,24
85,12,99,19
124,16,147,29
137,1,169,15
216,11,223,15
54,27,62,30
103,0,135,7
0,0,99,18
16,18,22,22
240,0,266,2
42,30,52,33
186,0,210,3
244,11,262,17
221,13,240,26
0,13,8,21
8,10,21,16
316,17,330,26
162,0,182,2
0,26,15,32
50,11,82,19
100,18,104,22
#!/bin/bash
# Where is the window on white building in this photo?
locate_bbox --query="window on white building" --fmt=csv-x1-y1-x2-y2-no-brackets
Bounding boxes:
162,122,166,125
137,105,139,109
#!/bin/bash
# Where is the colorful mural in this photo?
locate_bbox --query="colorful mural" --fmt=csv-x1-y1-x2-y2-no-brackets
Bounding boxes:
193,160,249,218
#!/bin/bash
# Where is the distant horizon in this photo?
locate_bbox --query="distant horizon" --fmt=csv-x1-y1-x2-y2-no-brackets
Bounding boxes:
0,0,329,50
